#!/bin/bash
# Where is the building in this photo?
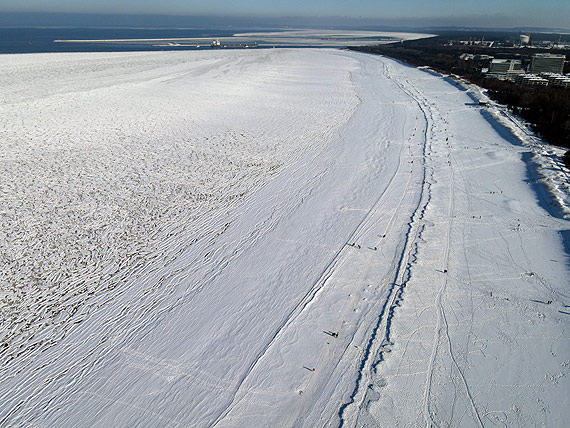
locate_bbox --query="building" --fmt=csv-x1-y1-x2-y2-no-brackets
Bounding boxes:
540,72,570,87
488,59,523,77
504,69,526,81
529,54,565,74
486,59,525,81
515,74,549,86
489,59,522,74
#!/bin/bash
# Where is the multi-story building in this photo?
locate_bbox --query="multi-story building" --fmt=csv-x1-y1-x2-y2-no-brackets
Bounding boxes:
529,54,566,74
539,73,570,87
515,74,549,86
488,59,522,74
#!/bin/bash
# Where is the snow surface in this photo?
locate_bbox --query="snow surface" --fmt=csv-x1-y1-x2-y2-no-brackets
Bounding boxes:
1,49,569,427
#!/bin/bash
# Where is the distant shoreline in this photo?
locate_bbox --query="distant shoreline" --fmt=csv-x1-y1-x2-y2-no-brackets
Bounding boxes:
52,30,435,49
0,28,434,54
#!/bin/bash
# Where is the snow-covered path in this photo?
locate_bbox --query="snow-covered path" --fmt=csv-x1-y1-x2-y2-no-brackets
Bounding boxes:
1,49,569,427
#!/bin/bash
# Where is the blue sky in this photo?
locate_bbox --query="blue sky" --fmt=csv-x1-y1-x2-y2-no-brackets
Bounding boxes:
1,0,569,29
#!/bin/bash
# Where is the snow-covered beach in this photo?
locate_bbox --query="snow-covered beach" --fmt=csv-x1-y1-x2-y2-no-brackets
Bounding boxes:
1,48,569,427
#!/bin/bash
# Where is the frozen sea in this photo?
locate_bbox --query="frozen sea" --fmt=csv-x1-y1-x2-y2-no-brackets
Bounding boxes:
1,48,569,427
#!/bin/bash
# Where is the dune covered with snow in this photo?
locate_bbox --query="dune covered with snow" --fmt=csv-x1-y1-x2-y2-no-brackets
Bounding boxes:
1,48,569,427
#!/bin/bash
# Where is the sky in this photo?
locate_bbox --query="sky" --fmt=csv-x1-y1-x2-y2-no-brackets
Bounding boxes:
1,0,570,29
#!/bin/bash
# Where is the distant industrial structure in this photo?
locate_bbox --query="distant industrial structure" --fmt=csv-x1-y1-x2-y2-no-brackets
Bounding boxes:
519,34,530,46
448,33,569,50
210,39,257,49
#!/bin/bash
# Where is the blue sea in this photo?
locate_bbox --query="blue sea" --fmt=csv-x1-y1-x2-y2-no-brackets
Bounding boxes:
0,27,248,54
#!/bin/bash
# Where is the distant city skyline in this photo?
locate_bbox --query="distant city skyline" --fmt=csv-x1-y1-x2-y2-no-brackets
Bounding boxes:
1,0,569,30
